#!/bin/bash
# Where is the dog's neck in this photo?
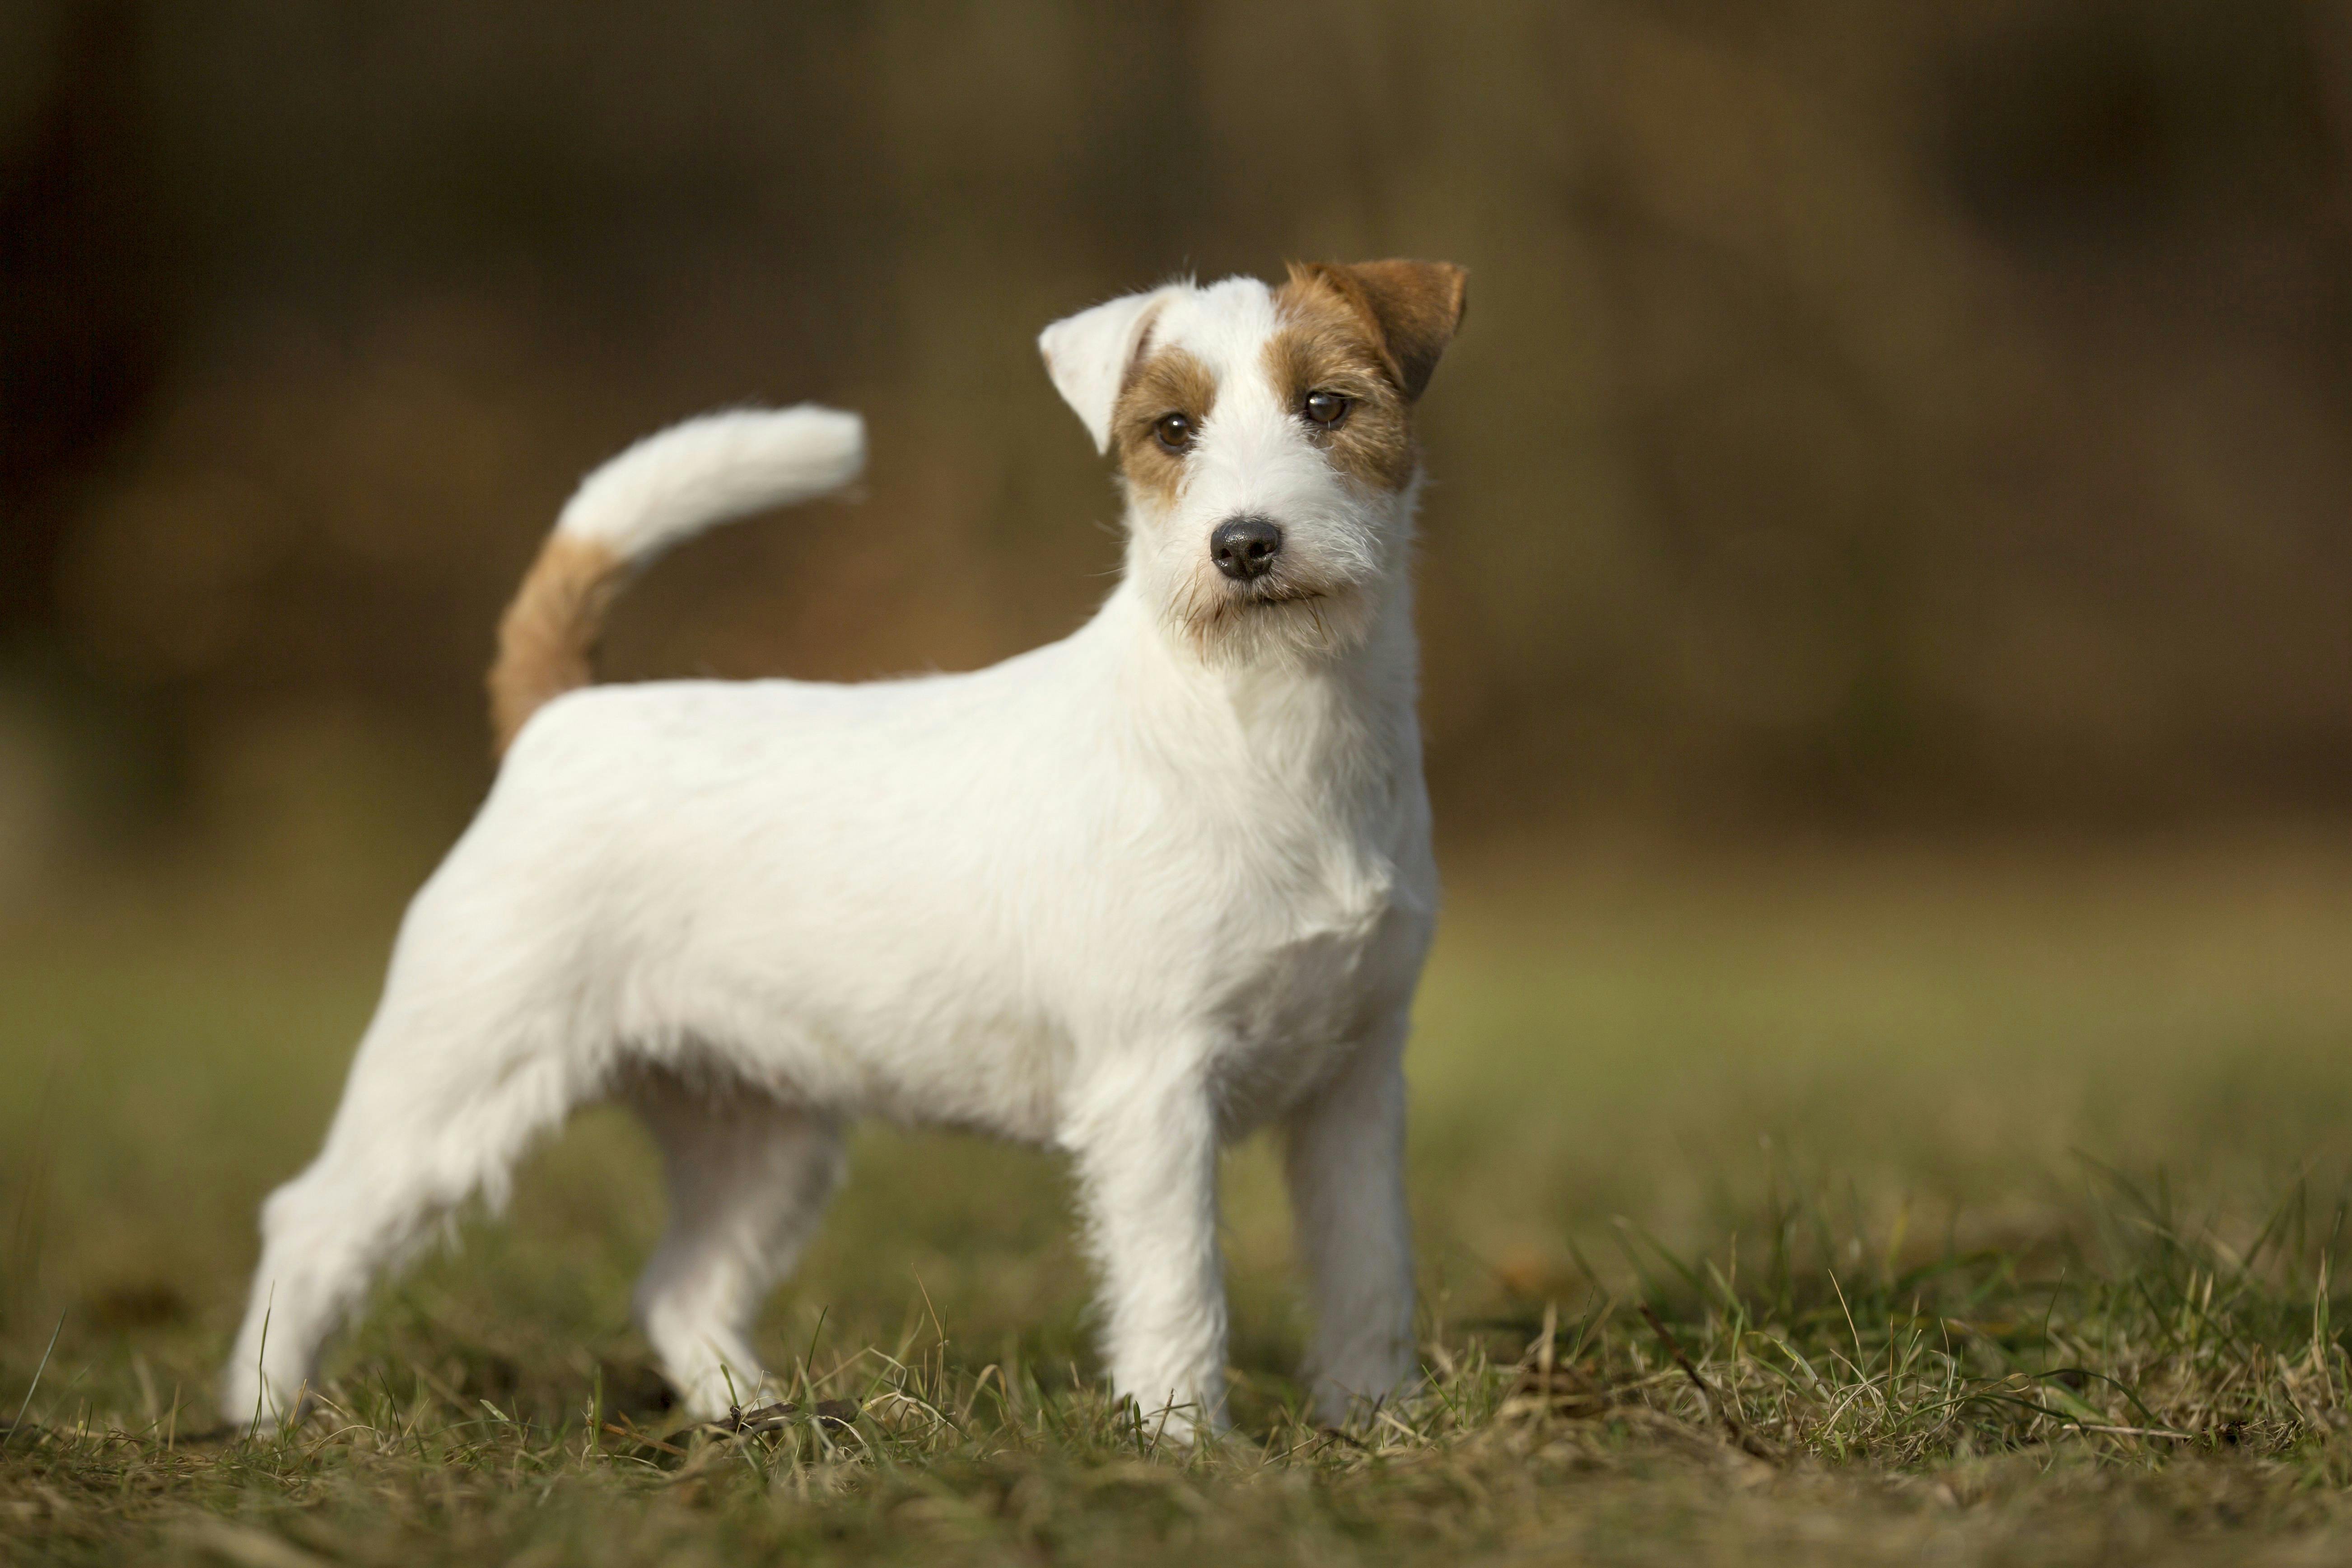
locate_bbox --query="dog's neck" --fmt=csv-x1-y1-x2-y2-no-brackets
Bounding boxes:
1099,527,1423,815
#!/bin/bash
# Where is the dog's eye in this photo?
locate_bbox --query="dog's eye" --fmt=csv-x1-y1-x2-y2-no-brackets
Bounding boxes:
1303,392,1352,429
1153,413,1196,453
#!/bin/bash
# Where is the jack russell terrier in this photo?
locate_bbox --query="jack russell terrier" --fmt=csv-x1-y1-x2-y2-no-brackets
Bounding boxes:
224,259,1467,1440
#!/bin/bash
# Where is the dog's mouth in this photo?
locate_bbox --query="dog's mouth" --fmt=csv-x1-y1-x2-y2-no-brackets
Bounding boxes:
1158,532,1384,659
1165,569,1358,658
1232,581,1325,609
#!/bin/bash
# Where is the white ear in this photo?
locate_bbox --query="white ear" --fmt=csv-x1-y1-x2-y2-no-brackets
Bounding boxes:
1038,286,1178,454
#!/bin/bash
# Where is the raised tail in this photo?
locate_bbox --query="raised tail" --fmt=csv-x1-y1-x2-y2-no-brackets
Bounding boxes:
487,406,865,755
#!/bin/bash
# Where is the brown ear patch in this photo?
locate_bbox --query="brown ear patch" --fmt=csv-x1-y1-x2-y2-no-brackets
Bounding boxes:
1267,269,1422,493
1108,344,1218,509
1283,260,1466,403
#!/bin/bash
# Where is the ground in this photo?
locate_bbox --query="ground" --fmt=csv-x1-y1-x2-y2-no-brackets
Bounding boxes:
7,833,2352,1564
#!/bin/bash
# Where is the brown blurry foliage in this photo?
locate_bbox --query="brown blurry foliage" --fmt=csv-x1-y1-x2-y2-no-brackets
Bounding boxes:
4,0,2350,864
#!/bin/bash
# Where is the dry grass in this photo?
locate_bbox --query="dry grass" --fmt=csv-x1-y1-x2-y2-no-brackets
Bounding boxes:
9,835,2352,1564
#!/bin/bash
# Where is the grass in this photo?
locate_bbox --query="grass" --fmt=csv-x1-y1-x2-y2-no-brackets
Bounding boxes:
8,833,2352,1563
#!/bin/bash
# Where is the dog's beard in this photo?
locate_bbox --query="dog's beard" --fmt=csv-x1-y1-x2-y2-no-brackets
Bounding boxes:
1160,569,1376,667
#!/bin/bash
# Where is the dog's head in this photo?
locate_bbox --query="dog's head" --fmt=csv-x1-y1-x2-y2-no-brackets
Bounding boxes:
1041,261,1466,664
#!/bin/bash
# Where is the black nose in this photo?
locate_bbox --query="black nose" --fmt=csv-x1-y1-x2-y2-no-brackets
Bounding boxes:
1209,515,1284,581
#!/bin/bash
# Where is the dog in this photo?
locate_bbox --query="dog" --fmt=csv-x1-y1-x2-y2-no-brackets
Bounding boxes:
222,259,1466,1439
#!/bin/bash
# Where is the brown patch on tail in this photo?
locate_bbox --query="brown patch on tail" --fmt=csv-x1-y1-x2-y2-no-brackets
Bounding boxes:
487,533,629,756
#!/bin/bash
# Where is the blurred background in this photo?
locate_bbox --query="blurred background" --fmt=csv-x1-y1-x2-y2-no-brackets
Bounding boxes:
5,0,2352,1414
5,0,2350,906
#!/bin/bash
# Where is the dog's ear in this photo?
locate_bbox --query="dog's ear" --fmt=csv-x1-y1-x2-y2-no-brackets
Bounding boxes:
1039,287,1178,454
1290,260,1467,402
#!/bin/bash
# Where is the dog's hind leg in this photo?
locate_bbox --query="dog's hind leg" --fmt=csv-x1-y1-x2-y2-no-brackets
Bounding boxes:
221,879,608,1430
625,1067,843,1419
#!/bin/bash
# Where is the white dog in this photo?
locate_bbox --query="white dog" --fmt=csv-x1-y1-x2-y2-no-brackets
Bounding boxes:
223,259,1466,1439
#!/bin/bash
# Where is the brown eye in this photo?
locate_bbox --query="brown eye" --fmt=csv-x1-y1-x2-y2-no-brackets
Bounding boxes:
1153,412,1195,452
1303,391,1351,429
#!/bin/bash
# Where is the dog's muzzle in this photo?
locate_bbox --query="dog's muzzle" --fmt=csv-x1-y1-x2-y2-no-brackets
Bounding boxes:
1209,515,1283,582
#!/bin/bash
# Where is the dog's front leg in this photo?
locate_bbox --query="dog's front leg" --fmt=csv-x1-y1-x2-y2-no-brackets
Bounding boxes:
1284,1012,1415,1426
1062,1059,1227,1441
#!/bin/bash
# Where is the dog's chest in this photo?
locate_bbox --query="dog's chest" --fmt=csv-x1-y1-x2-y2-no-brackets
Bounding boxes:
1195,837,1431,1123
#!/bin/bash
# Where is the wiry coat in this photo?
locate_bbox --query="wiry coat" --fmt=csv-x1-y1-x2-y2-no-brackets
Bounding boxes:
223,261,1466,1438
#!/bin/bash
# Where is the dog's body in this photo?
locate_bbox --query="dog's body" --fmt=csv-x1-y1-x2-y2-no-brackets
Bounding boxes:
224,261,1465,1437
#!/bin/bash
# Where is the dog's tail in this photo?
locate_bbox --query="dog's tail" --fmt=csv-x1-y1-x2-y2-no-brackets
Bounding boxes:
487,406,865,755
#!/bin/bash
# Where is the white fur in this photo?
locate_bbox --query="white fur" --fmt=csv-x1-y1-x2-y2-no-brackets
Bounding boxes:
556,405,866,560
224,275,1439,1442
1037,285,1180,454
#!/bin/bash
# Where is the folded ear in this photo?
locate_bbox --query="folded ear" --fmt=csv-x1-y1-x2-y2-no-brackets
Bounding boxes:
1038,286,1179,453
1289,260,1468,401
